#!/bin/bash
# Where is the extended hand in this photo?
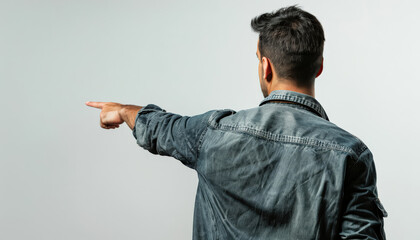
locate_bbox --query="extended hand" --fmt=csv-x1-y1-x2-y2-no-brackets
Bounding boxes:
86,101,143,130
85,102,124,129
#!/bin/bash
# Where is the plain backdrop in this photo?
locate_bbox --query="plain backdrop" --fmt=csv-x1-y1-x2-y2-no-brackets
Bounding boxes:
1,0,418,239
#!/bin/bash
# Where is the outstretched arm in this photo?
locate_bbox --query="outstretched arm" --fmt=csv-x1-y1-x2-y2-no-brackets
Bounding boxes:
86,102,219,169
85,101,143,130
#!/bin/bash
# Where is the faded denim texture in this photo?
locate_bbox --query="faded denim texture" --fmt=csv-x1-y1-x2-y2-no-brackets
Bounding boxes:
132,90,387,240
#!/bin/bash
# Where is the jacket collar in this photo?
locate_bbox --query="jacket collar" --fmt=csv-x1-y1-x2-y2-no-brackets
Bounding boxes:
259,90,329,121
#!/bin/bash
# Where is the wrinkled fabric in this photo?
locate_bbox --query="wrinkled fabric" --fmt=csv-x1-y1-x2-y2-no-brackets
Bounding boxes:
132,90,387,240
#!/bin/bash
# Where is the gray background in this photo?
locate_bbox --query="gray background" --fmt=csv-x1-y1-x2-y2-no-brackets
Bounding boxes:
1,0,418,239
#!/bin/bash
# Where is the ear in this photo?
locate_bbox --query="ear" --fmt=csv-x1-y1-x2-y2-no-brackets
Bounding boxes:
316,58,323,78
262,57,273,81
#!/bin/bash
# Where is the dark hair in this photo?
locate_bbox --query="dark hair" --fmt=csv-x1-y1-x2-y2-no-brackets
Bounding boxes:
251,6,325,86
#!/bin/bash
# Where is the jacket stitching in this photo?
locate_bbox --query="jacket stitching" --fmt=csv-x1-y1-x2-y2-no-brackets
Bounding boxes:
209,121,356,155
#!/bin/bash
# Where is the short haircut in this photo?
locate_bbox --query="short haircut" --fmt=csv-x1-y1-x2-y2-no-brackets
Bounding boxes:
251,6,325,86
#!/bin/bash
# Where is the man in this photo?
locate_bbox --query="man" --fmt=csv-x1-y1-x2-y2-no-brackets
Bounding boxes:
86,6,387,239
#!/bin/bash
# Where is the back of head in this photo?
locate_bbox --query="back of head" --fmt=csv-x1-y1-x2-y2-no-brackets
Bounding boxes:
251,6,325,87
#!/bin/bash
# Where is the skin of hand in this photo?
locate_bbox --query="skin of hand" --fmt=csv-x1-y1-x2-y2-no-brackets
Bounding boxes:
85,101,143,130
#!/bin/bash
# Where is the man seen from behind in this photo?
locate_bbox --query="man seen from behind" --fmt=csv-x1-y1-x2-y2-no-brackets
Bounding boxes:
86,5,387,240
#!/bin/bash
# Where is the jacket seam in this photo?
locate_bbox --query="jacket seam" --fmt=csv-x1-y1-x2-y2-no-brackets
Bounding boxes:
209,122,356,155
178,116,196,166
197,127,209,158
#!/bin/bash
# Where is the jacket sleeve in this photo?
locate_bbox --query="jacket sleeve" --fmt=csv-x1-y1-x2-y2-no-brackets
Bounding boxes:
339,148,387,239
132,104,215,169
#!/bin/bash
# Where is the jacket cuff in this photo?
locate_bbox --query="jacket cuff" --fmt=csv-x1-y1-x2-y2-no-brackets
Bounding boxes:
132,104,165,140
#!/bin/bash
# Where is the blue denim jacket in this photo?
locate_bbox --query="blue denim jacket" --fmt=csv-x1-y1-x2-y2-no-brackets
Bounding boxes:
132,90,387,240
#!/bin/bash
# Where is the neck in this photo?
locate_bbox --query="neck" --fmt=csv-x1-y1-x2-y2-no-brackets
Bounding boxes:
268,78,315,97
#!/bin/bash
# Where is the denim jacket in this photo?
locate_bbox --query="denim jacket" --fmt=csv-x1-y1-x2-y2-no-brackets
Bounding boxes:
132,90,387,240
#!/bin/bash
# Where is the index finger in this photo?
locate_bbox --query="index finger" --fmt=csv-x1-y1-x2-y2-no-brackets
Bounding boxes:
85,101,105,109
